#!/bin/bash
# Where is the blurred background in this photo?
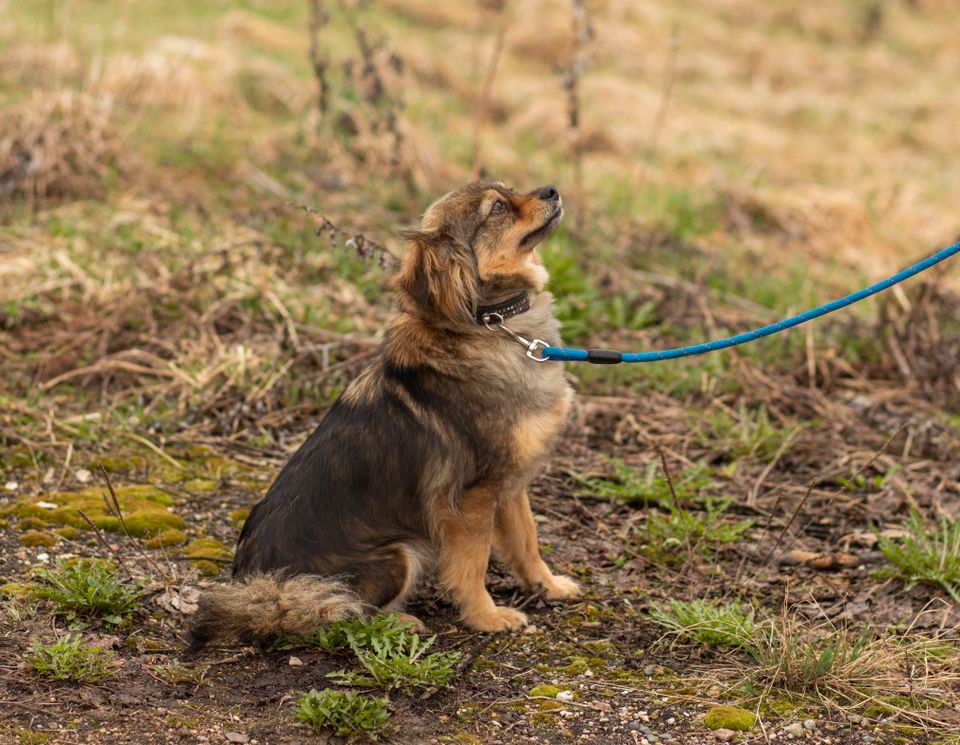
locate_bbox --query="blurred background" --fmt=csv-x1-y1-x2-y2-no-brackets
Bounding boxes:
2,5,960,740
2,0,959,430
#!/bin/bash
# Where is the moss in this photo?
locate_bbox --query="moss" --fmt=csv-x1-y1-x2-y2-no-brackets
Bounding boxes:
183,478,219,494
1,484,181,539
704,705,757,731
529,684,563,698
122,509,186,537
90,454,147,472
20,530,58,547
192,559,221,576
145,529,186,548
53,526,80,540
229,507,250,526
16,517,48,531
12,729,52,745
183,537,233,560
113,484,174,506
0,581,28,597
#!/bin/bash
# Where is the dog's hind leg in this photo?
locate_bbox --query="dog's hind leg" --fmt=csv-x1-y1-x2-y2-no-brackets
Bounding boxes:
493,489,581,601
351,542,428,629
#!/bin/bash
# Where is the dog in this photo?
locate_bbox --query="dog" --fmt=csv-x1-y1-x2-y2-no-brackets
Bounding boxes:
186,181,580,654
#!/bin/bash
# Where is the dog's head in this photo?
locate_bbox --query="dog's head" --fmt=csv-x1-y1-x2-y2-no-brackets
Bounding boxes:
394,182,563,326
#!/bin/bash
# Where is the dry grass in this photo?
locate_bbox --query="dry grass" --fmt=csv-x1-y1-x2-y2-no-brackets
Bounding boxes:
0,90,126,202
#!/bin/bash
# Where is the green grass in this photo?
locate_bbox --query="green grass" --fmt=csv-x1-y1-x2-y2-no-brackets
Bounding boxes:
648,599,755,649
873,508,960,603
296,689,390,740
27,634,117,682
577,458,713,505
29,558,143,627
696,403,804,462
637,494,753,567
277,614,461,691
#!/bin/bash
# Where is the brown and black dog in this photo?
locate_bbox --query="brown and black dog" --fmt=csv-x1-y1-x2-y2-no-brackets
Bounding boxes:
187,181,579,653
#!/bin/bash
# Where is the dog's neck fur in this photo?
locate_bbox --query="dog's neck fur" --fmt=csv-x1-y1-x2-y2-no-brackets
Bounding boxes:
383,288,560,372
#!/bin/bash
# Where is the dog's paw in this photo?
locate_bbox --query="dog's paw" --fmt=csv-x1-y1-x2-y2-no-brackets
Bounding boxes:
463,606,528,632
540,574,581,601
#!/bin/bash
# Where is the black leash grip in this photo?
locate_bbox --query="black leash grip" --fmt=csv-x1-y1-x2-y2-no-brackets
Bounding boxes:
586,349,623,364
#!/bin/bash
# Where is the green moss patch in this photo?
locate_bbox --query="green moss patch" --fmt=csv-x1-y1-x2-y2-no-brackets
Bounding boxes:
1,484,182,539
20,530,59,547
122,509,186,537
183,537,233,560
229,507,250,526
145,529,186,548
704,705,757,731
191,559,222,577
53,526,80,540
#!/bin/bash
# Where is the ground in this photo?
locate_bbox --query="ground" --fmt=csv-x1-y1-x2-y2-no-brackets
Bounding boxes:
1,1,959,744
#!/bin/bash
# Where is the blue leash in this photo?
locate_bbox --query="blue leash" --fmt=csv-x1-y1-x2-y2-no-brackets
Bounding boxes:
539,239,960,364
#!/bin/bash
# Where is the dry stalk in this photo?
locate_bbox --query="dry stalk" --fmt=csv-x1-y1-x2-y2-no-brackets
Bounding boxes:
634,24,679,190
290,200,400,270
470,0,508,176
308,0,331,119
563,0,592,232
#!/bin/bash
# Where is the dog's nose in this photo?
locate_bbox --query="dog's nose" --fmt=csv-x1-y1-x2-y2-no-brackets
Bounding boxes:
536,185,559,202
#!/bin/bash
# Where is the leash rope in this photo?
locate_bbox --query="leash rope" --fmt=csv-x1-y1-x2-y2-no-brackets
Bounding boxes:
496,240,960,364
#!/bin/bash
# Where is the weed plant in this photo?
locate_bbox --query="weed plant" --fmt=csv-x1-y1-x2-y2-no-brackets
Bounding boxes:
30,558,143,626
27,634,116,682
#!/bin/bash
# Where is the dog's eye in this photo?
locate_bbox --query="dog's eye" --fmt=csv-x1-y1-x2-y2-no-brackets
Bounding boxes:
490,200,506,215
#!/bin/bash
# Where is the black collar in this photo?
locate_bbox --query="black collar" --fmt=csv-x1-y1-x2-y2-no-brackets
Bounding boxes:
476,292,530,325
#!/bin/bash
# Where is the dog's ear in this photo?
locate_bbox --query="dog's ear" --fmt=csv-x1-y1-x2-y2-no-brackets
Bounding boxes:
393,229,479,326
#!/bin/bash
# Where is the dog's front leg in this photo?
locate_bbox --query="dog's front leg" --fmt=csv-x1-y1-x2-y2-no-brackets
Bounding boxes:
493,489,581,601
438,489,528,632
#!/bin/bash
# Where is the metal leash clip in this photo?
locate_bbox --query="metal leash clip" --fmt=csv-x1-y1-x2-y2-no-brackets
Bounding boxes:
481,312,550,362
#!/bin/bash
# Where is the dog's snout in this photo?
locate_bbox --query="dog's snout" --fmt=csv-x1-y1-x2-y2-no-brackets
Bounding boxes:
536,185,559,203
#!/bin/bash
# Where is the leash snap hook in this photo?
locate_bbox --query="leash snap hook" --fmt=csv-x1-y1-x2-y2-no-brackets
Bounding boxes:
525,338,549,362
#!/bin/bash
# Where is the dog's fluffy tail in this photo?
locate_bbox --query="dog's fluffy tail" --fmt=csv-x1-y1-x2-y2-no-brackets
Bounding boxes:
185,573,364,656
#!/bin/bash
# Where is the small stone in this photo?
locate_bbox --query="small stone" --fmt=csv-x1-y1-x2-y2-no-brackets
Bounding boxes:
4,482,17,491
803,720,817,731
643,666,654,676
75,468,92,483
36,553,50,562
714,730,736,742
36,501,59,510
666,718,676,725
287,656,304,666
783,723,804,737
225,734,249,744
556,690,575,703
627,722,641,731
522,624,539,635
637,711,650,722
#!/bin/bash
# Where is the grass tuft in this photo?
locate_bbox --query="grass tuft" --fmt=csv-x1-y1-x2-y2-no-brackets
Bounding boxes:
27,634,117,682
697,404,803,462
296,688,390,740
874,508,960,603
29,558,143,626
578,458,712,505
648,599,755,649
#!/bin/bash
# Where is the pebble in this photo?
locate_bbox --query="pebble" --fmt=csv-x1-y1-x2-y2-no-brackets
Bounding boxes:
225,734,249,744
523,624,539,634
803,719,817,731
4,481,17,491
287,656,304,666
783,723,804,737
666,717,676,725
75,468,92,483
713,729,735,742
627,722,640,731
861,736,875,743
556,690,575,703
